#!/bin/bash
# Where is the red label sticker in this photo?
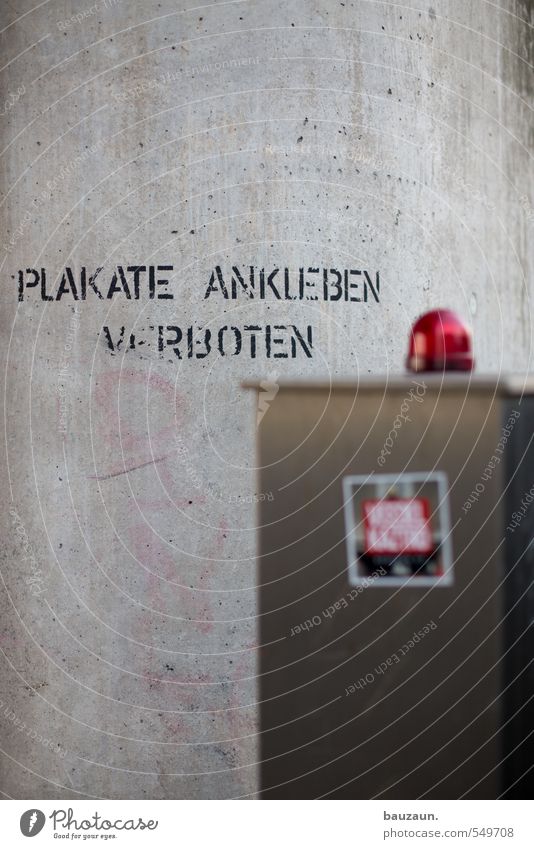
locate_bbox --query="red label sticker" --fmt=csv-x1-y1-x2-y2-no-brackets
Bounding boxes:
362,498,433,555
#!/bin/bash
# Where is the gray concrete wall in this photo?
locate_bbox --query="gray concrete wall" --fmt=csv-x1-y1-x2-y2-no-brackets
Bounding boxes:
0,0,532,798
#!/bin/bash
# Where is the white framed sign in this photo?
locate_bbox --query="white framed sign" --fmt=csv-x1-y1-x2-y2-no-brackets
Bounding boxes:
342,472,454,587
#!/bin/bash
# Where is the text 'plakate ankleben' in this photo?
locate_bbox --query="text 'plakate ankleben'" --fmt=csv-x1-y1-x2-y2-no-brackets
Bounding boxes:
16,265,380,302
15,264,381,360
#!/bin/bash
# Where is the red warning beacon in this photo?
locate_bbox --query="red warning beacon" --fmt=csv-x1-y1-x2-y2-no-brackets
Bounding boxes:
407,308,474,373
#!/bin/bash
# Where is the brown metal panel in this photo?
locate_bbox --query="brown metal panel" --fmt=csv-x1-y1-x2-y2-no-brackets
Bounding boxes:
257,381,503,799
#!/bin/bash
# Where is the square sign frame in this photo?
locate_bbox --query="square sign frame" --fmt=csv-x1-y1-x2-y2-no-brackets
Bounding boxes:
342,471,454,587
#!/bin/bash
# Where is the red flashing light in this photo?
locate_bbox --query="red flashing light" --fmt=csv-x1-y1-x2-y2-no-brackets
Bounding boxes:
407,309,474,373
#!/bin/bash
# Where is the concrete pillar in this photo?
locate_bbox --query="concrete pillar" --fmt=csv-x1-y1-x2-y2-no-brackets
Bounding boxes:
0,0,531,798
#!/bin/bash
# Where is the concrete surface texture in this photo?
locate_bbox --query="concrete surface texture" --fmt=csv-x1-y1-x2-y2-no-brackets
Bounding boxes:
0,0,532,798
